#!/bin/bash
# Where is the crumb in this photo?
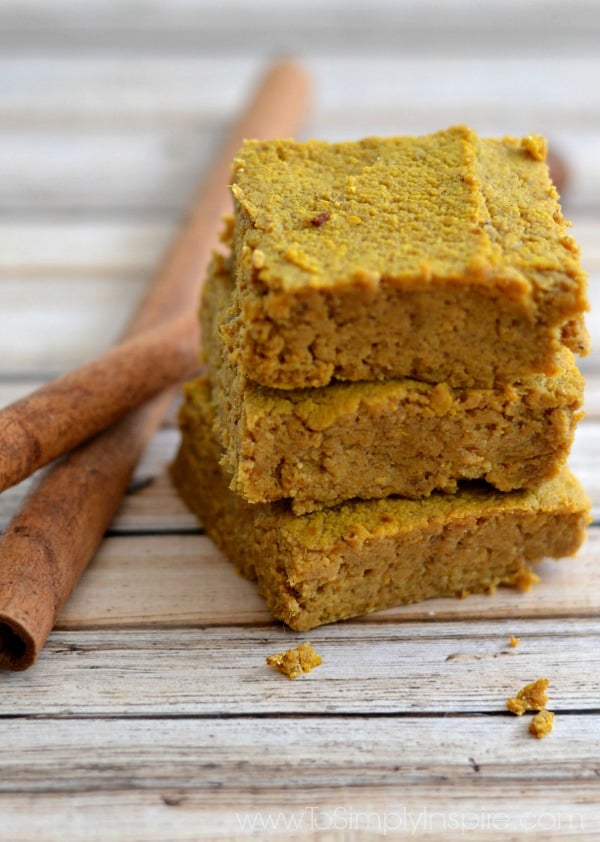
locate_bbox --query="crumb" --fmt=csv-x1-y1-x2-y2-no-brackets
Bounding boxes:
521,134,548,162
529,709,555,739
512,565,540,591
508,635,520,648
506,677,549,715
266,642,322,680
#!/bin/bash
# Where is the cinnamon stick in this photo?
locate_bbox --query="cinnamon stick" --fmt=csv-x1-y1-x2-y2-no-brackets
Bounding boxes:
0,60,311,670
0,314,199,494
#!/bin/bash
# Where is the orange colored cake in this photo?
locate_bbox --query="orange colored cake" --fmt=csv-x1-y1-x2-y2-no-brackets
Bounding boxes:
172,127,590,630
201,253,583,513
223,127,588,390
171,380,590,631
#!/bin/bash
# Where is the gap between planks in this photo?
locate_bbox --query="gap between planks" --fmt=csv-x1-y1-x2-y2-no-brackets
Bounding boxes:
1,709,599,722
1,620,599,716
0,715,598,793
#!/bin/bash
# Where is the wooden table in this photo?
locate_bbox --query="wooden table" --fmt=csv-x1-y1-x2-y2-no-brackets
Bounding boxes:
1,3,599,839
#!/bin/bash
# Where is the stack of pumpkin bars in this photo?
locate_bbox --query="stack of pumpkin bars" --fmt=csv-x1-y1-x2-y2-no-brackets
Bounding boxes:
172,126,590,630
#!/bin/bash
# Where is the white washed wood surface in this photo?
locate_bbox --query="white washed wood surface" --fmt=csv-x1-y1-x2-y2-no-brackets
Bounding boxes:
1,2,600,839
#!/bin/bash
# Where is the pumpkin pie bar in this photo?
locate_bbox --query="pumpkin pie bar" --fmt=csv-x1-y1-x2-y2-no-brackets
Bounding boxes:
224,126,588,390
171,378,590,631
201,253,584,514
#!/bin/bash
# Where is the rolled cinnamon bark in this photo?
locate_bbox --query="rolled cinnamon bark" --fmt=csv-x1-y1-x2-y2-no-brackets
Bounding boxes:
0,59,311,670
0,397,170,670
0,314,199,494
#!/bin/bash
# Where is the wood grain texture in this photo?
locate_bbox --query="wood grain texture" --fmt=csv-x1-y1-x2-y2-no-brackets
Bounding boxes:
2,57,600,122
0,786,597,842
1,57,600,217
0,715,598,791
1,0,599,55
0,278,146,372
1,620,599,716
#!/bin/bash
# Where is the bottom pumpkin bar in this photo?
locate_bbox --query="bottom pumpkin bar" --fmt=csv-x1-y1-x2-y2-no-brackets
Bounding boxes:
171,378,590,631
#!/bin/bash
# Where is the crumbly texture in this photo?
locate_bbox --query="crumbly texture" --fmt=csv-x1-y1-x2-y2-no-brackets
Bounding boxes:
200,254,583,513
223,127,588,390
529,709,555,738
506,678,550,715
170,381,590,631
510,566,540,590
266,642,322,679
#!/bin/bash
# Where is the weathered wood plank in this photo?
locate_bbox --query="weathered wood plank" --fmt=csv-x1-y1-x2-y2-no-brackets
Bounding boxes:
568,422,600,518
1,0,599,56
56,534,264,628
0,127,222,217
582,376,600,417
1,619,599,716
0,785,596,842
0,378,47,405
1,127,599,216
1,53,600,216
0,277,147,371
0,715,597,793
3,57,600,125
575,218,600,270
0,57,258,125
0,221,175,275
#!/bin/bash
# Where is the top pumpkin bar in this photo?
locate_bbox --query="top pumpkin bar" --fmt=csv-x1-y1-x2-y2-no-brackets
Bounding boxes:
222,126,588,390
